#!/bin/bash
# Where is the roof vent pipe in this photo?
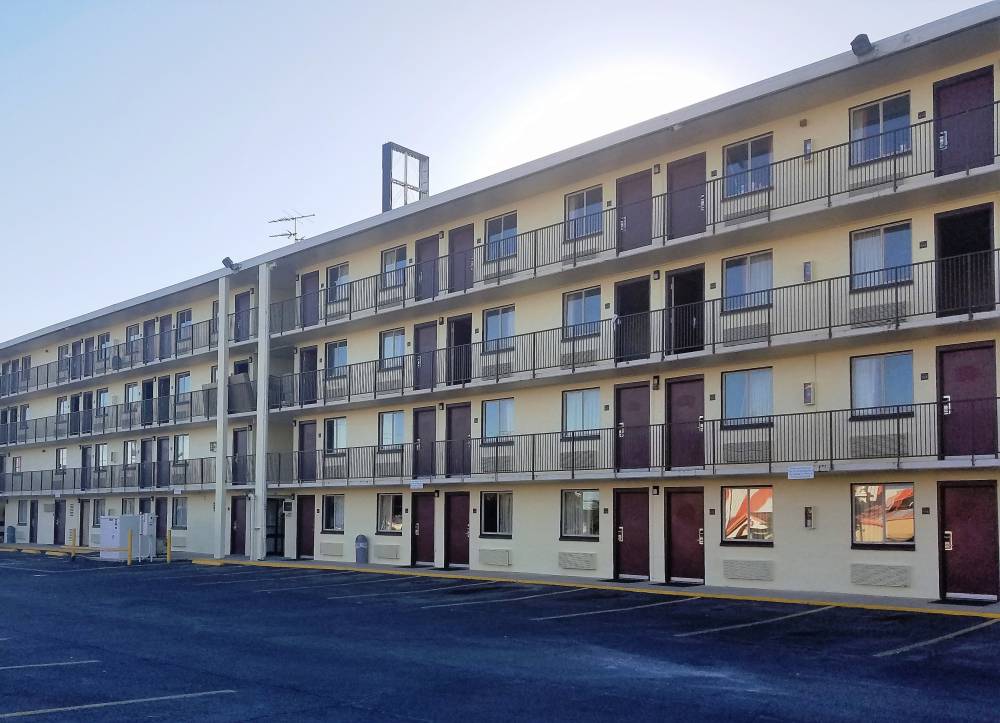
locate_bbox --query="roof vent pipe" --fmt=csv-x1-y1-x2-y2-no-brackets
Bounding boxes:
851,33,874,57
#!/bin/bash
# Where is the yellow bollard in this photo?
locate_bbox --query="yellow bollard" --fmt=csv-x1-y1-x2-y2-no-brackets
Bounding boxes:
127,529,133,567
166,529,172,564
69,529,76,559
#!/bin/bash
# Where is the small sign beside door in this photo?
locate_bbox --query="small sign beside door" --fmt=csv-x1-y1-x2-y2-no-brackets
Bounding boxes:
787,465,815,480
410,480,425,490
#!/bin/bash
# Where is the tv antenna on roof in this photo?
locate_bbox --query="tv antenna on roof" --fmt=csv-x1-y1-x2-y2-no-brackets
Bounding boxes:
268,213,315,242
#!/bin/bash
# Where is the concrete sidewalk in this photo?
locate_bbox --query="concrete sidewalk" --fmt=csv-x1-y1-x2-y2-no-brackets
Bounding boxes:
195,555,1000,619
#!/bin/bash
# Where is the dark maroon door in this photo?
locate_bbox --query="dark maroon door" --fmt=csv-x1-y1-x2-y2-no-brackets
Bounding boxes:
614,488,649,578
667,378,704,468
297,494,315,558
299,346,318,405
445,492,469,566
615,383,650,469
940,482,999,600
413,322,437,391
298,421,317,481
934,67,994,177
300,271,320,327
614,277,650,362
448,224,475,293
230,496,246,555
446,403,471,476
233,291,252,341
411,492,435,565
53,499,66,545
415,235,439,301
666,153,706,239
938,344,997,456
412,407,436,478
667,489,704,582
616,169,652,252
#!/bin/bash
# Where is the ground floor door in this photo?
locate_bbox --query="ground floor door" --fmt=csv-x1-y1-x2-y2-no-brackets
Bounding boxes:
230,496,246,556
939,481,999,601
411,492,436,566
445,492,470,567
79,500,90,547
666,489,705,583
266,499,285,557
53,499,66,545
155,497,167,555
28,500,38,543
297,494,315,558
613,488,649,579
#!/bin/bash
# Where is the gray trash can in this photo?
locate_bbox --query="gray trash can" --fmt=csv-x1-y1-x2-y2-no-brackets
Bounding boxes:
5,526,14,544
355,534,369,564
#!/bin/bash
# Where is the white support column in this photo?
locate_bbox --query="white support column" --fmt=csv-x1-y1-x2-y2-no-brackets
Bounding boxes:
213,275,231,559
252,263,272,560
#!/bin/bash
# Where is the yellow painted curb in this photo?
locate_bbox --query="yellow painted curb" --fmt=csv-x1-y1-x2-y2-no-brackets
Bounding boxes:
18,549,41,555
45,551,67,558
191,558,1000,620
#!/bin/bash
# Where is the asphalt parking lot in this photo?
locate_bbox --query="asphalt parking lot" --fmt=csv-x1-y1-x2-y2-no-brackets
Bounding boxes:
1,552,998,721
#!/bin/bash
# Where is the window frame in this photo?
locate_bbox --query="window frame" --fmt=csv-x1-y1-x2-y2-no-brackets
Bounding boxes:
380,246,407,290
721,367,773,429
849,221,913,291
481,398,515,445
562,286,602,339
722,250,773,313
722,133,773,198
378,411,405,450
484,211,518,261
850,482,916,550
326,262,350,303
378,328,406,370
564,185,604,241
324,340,348,378
92,498,105,527
376,492,403,535
720,485,774,546
173,434,189,463
559,488,600,541
171,497,188,530
482,305,516,354
480,490,513,538
562,388,602,440
324,417,347,455
322,494,345,534
848,92,912,166
849,351,914,419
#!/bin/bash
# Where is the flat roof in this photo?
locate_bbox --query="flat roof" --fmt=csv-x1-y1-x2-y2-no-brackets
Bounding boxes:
3,0,998,353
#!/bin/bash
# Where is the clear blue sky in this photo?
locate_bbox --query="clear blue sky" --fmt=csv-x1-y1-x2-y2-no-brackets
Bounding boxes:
0,0,985,339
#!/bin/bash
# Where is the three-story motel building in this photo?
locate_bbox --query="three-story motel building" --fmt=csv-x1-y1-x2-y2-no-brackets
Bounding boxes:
2,5,1000,602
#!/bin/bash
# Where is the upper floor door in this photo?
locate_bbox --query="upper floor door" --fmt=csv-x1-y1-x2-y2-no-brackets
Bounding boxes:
616,169,652,252
934,66,994,177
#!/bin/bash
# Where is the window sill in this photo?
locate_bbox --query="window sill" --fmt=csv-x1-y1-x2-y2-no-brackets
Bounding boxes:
376,530,403,537
848,148,912,169
722,184,772,201
377,446,404,454
720,302,772,316
561,433,601,442
559,535,599,542
849,409,914,422
484,253,517,263
720,540,773,547
561,331,601,342
851,542,915,551
479,533,512,540
321,529,345,535
848,278,914,294
562,231,603,243
481,438,515,449
171,526,188,531
480,345,516,356
720,419,774,431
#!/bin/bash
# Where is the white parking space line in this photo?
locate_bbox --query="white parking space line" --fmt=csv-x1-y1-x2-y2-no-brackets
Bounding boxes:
193,571,328,586
256,574,404,593
0,660,100,672
327,580,496,600
0,689,237,719
147,569,267,581
422,587,583,610
873,618,1000,658
674,605,835,638
533,596,697,621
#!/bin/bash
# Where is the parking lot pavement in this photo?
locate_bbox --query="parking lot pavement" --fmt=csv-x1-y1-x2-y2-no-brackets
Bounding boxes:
1,554,999,721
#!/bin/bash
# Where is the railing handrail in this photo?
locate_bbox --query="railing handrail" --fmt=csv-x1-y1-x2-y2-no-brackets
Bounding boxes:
0,456,217,493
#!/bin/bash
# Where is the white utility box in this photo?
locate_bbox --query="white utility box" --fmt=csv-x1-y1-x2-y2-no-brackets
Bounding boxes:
100,515,139,561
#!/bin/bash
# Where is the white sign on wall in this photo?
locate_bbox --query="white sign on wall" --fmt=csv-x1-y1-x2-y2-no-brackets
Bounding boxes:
787,465,815,480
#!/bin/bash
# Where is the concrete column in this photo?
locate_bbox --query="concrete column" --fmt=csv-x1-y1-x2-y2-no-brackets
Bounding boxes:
213,275,231,559
252,263,272,560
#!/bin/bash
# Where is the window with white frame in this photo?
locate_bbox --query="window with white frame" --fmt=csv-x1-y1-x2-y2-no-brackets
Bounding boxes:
850,222,912,289
379,411,404,448
326,263,350,302
850,94,911,164
124,440,140,465
121,498,135,515
483,398,514,439
563,287,601,338
483,306,515,352
324,417,347,453
724,134,772,197
173,434,189,462
722,486,774,542
379,329,405,369
55,448,67,471
92,498,105,526
125,383,140,404
563,388,601,436
723,251,772,311
381,246,407,289
565,186,603,240
377,493,403,533
481,491,513,536
852,483,914,545
10,456,21,473
851,352,913,414
171,497,188,530
56,396,69,416
176,309,193,343
485,212,517,261
17,500,27,524
95,443,108,468
561,489,600,538
322,494,345,533
325,340,348,377
175,372,191,395
723,368,773,423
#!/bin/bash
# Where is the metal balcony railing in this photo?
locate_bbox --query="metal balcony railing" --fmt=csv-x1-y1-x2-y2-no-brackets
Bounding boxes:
268,102,1000,334
0,318,217,401
0,389,217,448
268,247,1000,409
226,454,255,486
0,456,216,494
265,397,999,485
228,307,258,344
